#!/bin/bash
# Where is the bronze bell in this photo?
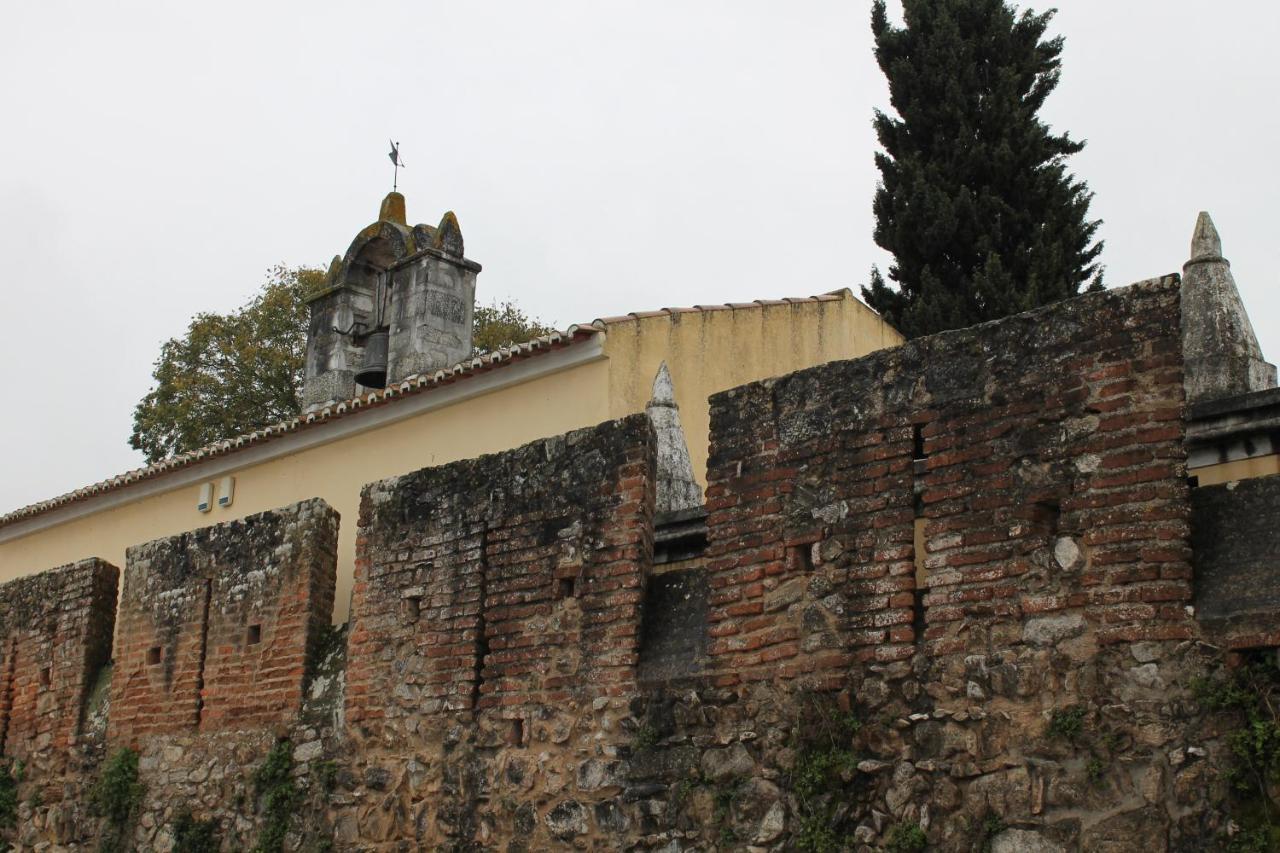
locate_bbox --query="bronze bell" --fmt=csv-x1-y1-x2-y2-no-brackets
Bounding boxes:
355,328,390,388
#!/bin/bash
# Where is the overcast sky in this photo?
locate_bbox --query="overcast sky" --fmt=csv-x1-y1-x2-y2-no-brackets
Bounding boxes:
1,0,1276,514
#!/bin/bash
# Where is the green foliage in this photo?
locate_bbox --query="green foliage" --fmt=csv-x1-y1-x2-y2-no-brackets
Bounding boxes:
862,0,1103,339
1195,654,1280,847
130,265,325,462
886,821,929,852
130,270,554,463
631,722,659,753
252,740,301,853
314,759,339,793
172,809,220,853
1047,706,1086,742
471,298,556,356
91,748,144,853
787,692,864,853
0,761,21,836
980,814,1006,853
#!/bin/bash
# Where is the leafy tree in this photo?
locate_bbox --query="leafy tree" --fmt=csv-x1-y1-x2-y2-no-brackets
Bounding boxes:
129,265,323,463
471,298,556,356
130,269,554,463
862,0,1104,339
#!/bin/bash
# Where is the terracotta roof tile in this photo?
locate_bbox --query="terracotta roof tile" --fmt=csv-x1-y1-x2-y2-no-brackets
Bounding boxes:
0,326,599,530
1,289,860,531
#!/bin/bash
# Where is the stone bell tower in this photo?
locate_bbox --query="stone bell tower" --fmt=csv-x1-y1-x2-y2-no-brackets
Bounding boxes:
302,192,481,411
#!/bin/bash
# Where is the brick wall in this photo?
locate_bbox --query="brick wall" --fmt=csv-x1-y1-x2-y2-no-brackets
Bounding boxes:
0,558,117,762
109,498,337,744
704,275,1192,687
346,415,654,733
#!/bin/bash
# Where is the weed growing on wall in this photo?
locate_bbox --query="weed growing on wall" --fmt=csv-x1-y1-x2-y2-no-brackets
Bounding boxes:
786,691,863,853
0,761,22,851
1194,654,1280,848
885,821,928,852
252,739,301,853
91,748,144,853
1046,706,1086,742
172,809,220,853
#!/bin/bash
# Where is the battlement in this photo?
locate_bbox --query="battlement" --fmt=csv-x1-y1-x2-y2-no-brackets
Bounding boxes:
2,274,1278,850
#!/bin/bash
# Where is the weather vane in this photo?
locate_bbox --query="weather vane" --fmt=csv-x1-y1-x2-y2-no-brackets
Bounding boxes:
388,140,405,192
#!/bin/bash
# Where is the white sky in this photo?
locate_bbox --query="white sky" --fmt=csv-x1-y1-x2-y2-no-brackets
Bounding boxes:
1,1,1276,514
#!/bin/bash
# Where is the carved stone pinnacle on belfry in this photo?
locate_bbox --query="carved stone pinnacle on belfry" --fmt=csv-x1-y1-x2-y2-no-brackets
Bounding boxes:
1186,211,1226,266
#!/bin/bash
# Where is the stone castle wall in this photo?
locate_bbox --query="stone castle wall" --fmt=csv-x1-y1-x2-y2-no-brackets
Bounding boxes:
1,275,1276,851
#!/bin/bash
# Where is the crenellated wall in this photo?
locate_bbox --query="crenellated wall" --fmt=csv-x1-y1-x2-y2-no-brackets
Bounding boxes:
0,558,116,766
3,276,1279,851
109,499,337,744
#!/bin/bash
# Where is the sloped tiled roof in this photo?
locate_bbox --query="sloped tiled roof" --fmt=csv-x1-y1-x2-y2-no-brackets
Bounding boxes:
0,326,599,530
0,289,865,531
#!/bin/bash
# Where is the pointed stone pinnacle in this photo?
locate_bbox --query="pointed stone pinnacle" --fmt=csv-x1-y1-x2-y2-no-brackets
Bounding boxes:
650,361,676,407
1190,211,1223,262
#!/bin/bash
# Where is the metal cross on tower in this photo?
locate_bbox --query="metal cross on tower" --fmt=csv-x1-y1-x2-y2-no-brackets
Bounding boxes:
388,140,405,192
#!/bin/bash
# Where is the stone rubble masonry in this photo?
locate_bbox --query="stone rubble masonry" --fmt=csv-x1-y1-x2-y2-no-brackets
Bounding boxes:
704,274,1193,686
0,558,116,763
346,414,655,733
1192,472,1280,647
109,498,338,744
4,273,1272,850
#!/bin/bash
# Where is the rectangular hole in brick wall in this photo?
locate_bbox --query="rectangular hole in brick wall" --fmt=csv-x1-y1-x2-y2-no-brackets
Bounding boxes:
1033,501,1062,537
39,667,50,688
557,577,576,599
147,647,162,666
506,718,525,747
913,423,927,461
246,624,262,646
788,544,815,573
403,596,422,622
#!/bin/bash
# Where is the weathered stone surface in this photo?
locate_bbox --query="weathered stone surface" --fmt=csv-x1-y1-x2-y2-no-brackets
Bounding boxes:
1181,212,1276,405
646,361,704,513
990,828,1067,853
302,193,480,409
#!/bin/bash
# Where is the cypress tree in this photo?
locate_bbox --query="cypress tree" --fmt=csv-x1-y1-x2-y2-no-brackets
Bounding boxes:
862,0,1104,339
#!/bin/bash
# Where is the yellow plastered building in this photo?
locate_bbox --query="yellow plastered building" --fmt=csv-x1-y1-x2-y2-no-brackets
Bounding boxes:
0,194,903,619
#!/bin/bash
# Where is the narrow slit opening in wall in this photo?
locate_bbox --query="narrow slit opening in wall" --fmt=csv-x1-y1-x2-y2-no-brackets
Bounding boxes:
194,579,212,727
246,624,262,646
913,423,927,461
39,667,51,688
471,530,490,712
557,577,576,599
913,498,927,642
146,647,162,666
507,718,525,747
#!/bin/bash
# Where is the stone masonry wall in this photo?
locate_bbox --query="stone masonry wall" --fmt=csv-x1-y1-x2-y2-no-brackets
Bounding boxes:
3,275,1273,852
109,498,338,744
340,414,655,848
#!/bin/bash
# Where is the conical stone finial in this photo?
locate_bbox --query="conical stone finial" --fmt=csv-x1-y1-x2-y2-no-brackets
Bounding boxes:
650,361,676,406
1180,211,1277,403
379,192,407,226
645,362,703,513
1187,211,1225,265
